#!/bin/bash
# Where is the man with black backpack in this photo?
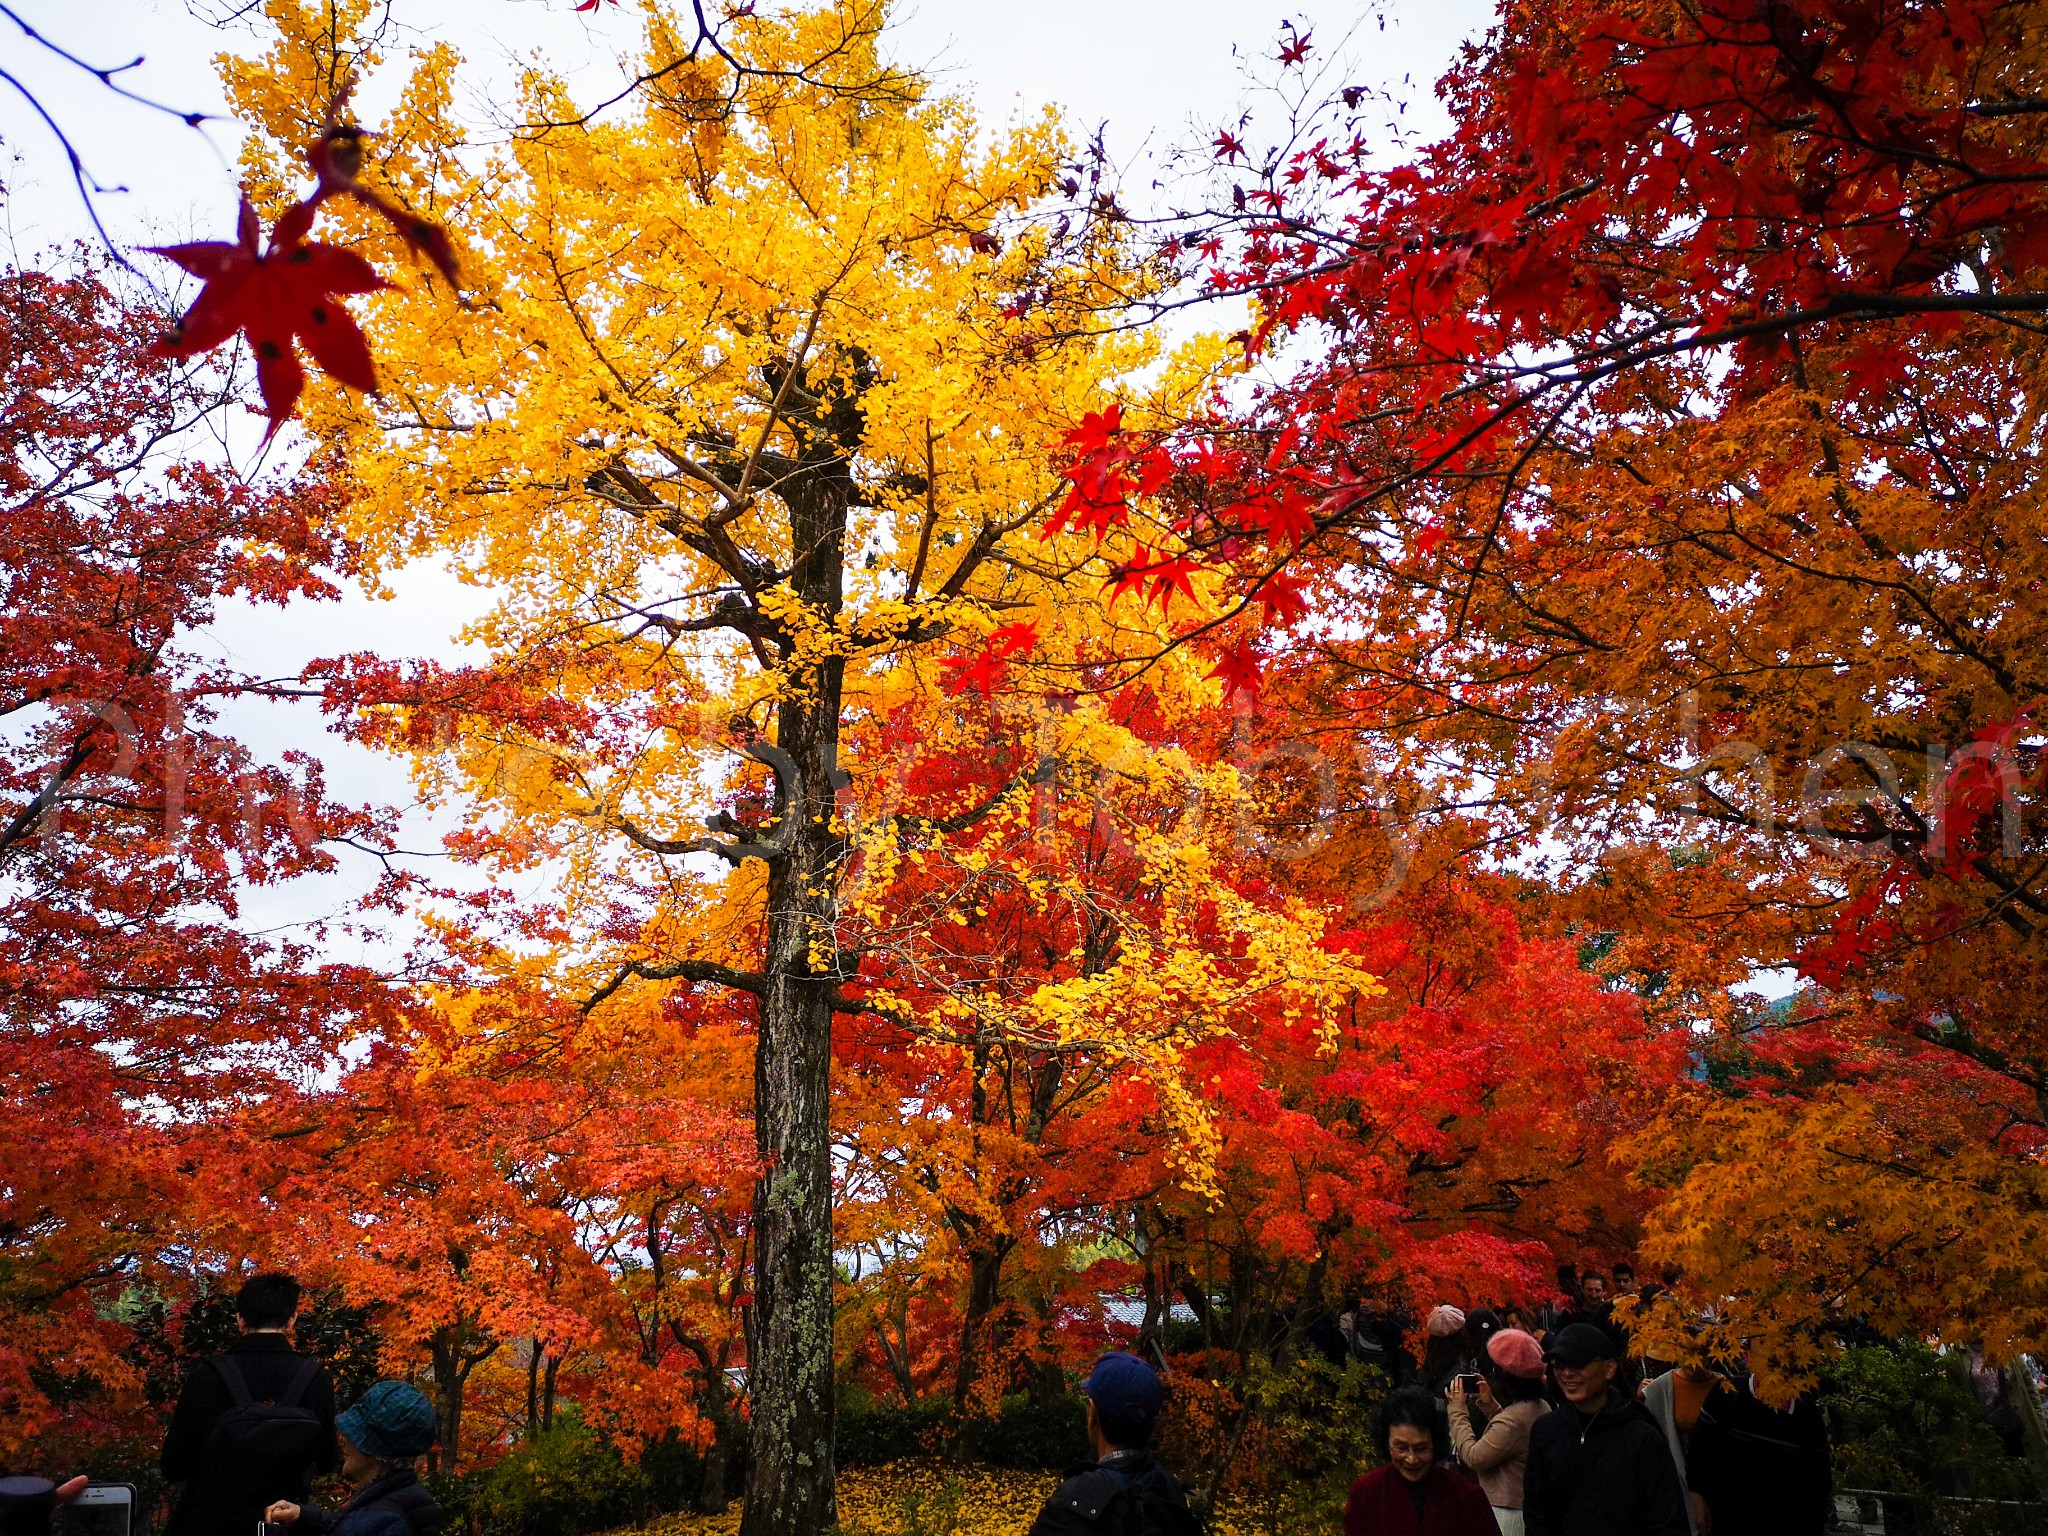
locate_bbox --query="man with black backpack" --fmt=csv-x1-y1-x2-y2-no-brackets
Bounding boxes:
1026,1352,1201,1536
160,1273,338,1536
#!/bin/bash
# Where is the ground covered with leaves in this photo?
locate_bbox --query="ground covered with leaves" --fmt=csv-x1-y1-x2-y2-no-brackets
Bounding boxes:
618,1462,1279,1536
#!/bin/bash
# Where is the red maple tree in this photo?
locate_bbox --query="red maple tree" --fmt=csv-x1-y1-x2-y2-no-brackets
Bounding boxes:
0,258,398,1452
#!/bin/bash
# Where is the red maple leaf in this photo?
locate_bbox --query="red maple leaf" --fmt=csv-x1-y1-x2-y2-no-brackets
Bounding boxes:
1229,492,1316,549
1214,131,1247,163
147,198,388,439
1065,404,1124,455
306,125,463,289
986,620,1039,658
1255,570,1308,627
940,650,1007,696
938,620,1039,697
1102,545,1154,607
1207,642,1263,702
1146,554,1201,612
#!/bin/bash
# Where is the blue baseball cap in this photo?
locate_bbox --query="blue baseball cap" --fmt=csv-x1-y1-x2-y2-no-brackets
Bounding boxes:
1081,1351,1165,1421
337,1379,439,1461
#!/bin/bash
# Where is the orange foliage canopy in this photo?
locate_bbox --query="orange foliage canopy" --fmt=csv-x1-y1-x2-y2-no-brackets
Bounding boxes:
1055,0,2048,1380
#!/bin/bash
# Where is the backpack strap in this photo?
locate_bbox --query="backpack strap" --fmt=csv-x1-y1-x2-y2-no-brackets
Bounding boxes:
212,1355,254,1408
278,1356,321,1409
1058,1468,1130,1523
213,1353,320,1409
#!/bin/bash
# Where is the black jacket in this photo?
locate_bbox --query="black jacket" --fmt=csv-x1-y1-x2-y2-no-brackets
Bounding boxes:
1524,1389,1689,1536
1687,1379,1831,1535
1025,1450,1193,1536
160,1333,339,1536
298,1469,442,1536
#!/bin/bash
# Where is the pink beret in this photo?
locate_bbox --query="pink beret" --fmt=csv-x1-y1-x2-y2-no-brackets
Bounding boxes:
1426,1304,1467,1337
1488,1328,1547,1380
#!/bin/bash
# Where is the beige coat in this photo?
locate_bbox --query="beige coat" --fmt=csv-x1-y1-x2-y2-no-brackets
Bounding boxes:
1447,1395,1547,1510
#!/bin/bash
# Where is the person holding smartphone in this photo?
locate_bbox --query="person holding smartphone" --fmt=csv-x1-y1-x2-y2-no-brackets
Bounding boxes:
262,1381,439,1536
1448,1330,1550,1536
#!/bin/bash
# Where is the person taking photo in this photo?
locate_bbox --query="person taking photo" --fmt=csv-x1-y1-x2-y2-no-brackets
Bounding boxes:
1448,1329,1549,1536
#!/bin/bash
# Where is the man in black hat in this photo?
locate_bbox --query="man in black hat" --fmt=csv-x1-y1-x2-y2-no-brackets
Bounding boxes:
1524,1323,1687,1536
160,1272,338,1536
1026,1352,1200,1536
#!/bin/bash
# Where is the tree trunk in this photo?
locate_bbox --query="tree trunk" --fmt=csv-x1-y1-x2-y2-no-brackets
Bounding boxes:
525,1336,542,1438
740,390,853,1536
874,1309,917,1405
951,1242,1009,1413
699,1389,741,1514
739,692,843,1536
429,1330,466,1474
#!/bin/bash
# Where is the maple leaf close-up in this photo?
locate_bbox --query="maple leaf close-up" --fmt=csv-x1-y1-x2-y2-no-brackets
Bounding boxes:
6,0,2048,1532
148,197,387,432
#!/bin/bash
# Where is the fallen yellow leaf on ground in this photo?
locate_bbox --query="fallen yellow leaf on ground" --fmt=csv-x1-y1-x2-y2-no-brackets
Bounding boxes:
613,1461,1287,1536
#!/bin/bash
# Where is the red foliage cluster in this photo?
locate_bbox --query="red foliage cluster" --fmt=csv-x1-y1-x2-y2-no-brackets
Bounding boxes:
0,262,400,1447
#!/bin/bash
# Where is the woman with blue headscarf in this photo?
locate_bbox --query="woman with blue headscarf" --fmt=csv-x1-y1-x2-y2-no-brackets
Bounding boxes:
264,1381,441,1536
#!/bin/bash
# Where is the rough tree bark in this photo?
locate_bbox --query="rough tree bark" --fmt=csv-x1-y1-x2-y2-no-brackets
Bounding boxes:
736,360,858,1536
581,341,1005,1536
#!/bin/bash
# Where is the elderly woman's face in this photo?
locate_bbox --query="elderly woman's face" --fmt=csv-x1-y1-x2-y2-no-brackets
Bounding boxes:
338,1436,387,1486
1387,1423,1434,1482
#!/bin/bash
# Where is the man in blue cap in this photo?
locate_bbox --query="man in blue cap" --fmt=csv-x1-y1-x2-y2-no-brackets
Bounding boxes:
1025,1351,1200,1536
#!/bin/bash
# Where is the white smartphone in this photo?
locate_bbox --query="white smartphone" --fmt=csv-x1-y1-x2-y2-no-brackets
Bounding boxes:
56,1484,132,1536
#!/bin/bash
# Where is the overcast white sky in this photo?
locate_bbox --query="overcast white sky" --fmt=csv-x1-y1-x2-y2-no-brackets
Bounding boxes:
1,0,1493,251
0,0,1495,959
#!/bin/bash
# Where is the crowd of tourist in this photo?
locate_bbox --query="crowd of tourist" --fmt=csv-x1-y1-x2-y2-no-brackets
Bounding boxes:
1309,1264,1832,1535
0,1266,1847,1536
1026,1262,1835,1536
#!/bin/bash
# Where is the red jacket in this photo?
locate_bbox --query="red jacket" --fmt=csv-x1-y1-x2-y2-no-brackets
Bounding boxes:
1344,1465,1502,1536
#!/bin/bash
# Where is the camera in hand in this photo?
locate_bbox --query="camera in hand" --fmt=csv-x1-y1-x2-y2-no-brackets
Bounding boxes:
55,1484,133,1536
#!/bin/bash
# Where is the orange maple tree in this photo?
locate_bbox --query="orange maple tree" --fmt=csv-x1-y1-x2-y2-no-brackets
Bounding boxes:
1050,0,2048,1377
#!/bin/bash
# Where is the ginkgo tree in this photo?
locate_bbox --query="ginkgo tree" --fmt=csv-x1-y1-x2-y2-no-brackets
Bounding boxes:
213,2,1382,1529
